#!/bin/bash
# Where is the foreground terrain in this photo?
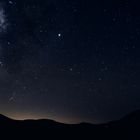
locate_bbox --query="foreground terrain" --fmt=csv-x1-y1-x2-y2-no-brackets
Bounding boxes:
0,110,140,139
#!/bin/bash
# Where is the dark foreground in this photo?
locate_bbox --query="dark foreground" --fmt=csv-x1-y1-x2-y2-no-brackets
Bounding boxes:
0,110,140,140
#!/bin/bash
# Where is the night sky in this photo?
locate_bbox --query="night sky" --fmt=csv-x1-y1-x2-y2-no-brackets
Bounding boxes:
0,0,140,123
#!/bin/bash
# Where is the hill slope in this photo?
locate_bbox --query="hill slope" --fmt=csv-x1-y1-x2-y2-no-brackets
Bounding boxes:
0,110,140,139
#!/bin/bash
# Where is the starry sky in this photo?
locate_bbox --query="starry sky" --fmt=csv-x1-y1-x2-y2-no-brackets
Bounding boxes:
0,0,140,123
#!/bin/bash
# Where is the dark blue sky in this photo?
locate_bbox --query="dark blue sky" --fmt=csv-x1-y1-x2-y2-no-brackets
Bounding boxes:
0,0,139,123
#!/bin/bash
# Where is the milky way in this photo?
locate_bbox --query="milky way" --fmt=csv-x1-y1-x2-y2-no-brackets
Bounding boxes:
0,4,7,33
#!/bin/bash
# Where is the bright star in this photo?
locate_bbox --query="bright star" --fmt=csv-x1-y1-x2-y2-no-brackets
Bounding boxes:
58,33,61,37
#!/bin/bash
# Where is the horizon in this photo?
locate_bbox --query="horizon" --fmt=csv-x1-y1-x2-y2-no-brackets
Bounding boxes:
0,112,100,124
1,109,139,124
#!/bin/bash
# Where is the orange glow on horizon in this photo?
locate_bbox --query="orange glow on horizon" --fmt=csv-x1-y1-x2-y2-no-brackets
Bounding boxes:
2,112,86,124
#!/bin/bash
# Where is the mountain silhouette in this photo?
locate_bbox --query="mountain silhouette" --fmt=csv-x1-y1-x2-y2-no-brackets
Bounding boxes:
0,110,140,139
0,114,11,121
121,110,140,123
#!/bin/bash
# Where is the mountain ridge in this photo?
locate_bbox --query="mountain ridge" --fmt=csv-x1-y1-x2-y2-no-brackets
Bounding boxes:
1,109,140,125
0,110,140,139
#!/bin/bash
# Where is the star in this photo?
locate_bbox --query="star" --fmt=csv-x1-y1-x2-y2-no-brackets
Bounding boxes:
23,86,27,90
0,61,3,67
69,68,73,72
7,42,11,45
98,78,102,81
9,1,13,4
132,45,136,49
58,33,61,37
9,92,16,102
